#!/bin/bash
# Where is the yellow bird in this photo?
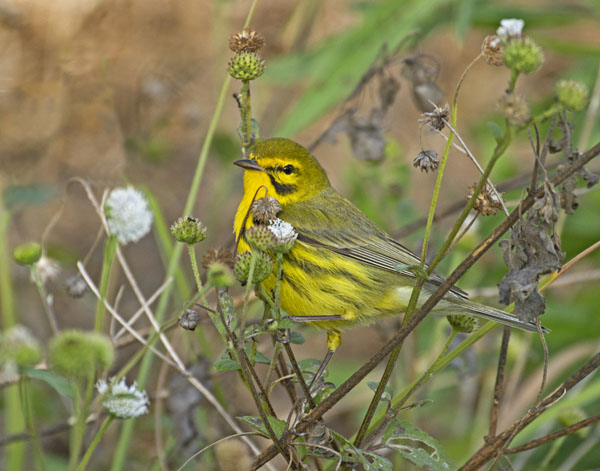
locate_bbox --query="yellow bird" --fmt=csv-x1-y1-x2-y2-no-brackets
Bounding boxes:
234,138,540,374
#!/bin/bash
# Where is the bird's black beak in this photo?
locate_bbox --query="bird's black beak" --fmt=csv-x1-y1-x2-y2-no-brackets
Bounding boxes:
233,159,263,171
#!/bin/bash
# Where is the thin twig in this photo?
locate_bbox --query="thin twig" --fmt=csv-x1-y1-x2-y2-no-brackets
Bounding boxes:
489,327,511,439
505,414,600,454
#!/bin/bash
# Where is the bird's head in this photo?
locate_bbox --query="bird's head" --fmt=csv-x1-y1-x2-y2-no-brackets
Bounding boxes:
234,138,331,205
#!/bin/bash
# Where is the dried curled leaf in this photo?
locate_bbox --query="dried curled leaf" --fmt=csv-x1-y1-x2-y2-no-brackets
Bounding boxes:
499,182,564,322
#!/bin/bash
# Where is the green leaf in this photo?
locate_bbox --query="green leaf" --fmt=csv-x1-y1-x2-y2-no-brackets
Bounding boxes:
237,415,287,439
289,331,305,344
213,358,241,372
383,420,455,471
455,0,476,40
3,184,57,210
331,430,392,471
23,368,73,398
244,347,271,365
487,121,504,143
278,318,300,329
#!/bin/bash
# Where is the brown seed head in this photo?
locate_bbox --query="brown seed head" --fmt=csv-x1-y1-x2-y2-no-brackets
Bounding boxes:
251,196,282,224
468,184,504,216
482,35,504,66
413,150,440,173
421,103,450,131
229,29,265,53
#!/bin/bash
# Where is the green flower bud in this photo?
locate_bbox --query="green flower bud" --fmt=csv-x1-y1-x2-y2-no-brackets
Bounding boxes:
49,330,114,379
447,315,478,333
13,242,42,266
170,217,207,244
0,325,42,369
497,93,530,126
228,52,265,81
555,80,589,112
207,262,234,289
245,225,277,252
503,37,544,74
234,251,273,284
558,407,589,439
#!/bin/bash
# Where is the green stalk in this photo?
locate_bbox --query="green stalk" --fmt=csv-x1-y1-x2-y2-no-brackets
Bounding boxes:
239,251,258,339
21,378,46,471
110,3,260,468
77,416,114,471
1,205,25,471
68,383,85,471
187,244,208,305
95,235,118,331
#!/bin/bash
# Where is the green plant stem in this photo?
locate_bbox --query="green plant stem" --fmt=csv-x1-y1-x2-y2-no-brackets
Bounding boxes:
21,378,46,471
30,265,59,335
77,416,114,471
0,206,25,471
68,384,85,471
187,244,208,305
110,3,260,467
239,251,258,339
264,341,283,396
95,235,118,331
539,434,566,470
363,321,497,444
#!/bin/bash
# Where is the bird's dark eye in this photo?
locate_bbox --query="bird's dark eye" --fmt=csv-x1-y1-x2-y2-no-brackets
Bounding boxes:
282,164,295,175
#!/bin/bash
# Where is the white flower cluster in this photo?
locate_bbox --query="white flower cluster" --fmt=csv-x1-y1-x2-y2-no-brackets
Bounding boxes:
268,218,297,243
497,18,524,40
96,377,149,419
105,187,153,245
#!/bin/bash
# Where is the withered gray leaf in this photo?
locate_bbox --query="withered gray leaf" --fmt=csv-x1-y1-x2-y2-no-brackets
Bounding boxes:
499,182,564,322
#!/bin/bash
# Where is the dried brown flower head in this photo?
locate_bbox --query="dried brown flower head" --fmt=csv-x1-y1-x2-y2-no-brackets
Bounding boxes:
497,93,530,126
202,247,234,269
251,196,282,224
482,35,504,66
179,310,200,331
468,184,504,216
421,103,450,131
229,29,265,53
413,150,440,173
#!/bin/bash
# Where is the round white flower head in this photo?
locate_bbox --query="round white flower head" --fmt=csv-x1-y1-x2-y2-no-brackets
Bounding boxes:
96,377,149,419
268,218,297,253
105,187,153,245
497,18,524,40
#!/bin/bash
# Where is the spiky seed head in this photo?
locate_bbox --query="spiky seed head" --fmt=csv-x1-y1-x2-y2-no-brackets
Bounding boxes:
413,150,440,173
49,330,114,379
170,217,207,244
202,247,234,269
96,377,149,419
497,93,530,126
179,309,200,331
228,52,265,81
234,251,273,284
251,196,282,224
555,80,589,112
245,224,277,251
13,242,42,266
207,262,234,289
482,35,504,66
447,315,478,333
229,29,265,53
503,37,544,74
469,185,504,216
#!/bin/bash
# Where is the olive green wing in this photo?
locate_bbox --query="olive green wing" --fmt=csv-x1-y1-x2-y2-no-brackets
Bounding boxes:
281,189,468,298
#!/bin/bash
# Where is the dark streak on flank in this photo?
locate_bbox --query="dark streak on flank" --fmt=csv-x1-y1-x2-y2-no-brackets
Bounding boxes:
268,174,296,195
283,275,312,303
